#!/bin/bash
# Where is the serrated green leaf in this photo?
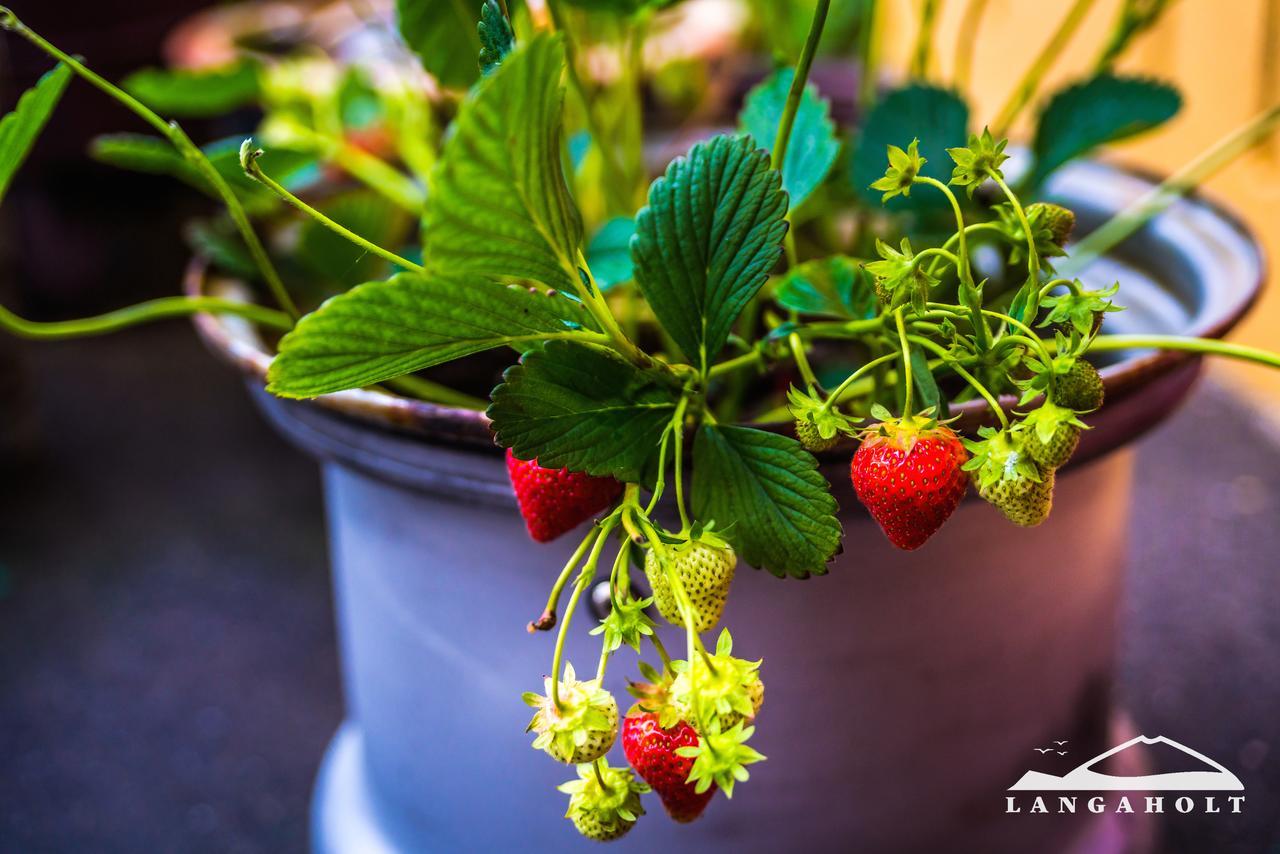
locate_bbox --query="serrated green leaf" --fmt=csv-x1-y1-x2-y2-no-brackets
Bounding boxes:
0,64,71,205
1030,74,1180,186
586,217,636,289
738,67,840,212
268,273,593,398
424,34,583,293
632,134,788,374
774,255,876,319
296,190,411,287
396,0,483,89
487,340,680,482
851,84,969,211
122,61,260,117
478,0,515,75
691,425,840,578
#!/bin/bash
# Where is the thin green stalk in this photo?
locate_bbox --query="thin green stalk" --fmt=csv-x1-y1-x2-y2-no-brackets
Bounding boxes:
242,144,425,273
858,0,882,112
953,0,990,89
910,0,942,79
817,351,898,414
551,523,613,711
382,376,486,409
0,9,298,319
671,396,691,533
789,332,821,390
575,250,650,369
0,296,292,339
772,0,831,173
991,0,1098,136
648,632,672,668
1087,335,1280,370
1060,102,1280,277
909,334,1009,427
895,308,914,414
532,526,602,632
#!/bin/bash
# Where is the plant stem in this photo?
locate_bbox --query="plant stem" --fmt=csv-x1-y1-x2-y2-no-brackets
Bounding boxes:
991,0,1097,136
895,308,914,414
533,525,602,633
671,396,691,533
789,332,821,390
953,0,990,89
648,632,672,668
1087,335,1280,370
772,0,831,174
592,758,609,790
551,523,613,711
0,296,292,339
575,251,650,369
817,351,898,414
382,376,487,409
242,144,426,273
0,9,299,319
908,334,1009,427
1060,101,1280,277
910,0,942,79
545,0,632,215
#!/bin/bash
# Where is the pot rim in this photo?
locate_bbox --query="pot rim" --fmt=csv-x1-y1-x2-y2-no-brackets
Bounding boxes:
186,157,1267,456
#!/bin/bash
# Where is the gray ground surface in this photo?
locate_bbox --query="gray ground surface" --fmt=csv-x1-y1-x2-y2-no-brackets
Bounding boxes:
0,327,1277,853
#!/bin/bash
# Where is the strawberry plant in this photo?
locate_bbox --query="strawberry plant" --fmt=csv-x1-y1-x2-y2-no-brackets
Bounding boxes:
3,0,1280,842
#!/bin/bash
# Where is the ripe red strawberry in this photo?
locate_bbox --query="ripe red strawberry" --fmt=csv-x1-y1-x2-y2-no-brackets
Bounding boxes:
505,450,622,542
622,712,715,823
850,416,969,550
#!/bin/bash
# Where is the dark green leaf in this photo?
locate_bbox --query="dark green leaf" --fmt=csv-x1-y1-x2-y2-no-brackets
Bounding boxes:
424,34,583,293
268,273,593,398
631,134,788,373
851,84,969,211
478,0,515,75
296,190,411,287
396,0,483,89
1030,74,1180,186
586,217,636,289
909,345,945,418
122,61,259,117
774,256,876,319
89,133,203,188
0,64,71,204
487,340,681,482
185,219,257,279
691,424,841,578
738,67,840,212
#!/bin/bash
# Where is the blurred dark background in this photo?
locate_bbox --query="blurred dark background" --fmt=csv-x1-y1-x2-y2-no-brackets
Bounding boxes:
1,2,1279,853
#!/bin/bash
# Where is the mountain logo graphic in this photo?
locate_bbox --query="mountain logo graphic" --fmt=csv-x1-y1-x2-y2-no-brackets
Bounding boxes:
1009,735,1244,792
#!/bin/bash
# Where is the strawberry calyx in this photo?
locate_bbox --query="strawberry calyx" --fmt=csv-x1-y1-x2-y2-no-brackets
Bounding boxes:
675,722,765,799
524,663,619,764
670,630,764,737
962,426,1042,491
557,759,649,841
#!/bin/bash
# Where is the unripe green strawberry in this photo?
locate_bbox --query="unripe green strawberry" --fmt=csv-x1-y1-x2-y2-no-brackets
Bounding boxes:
644,535,736,633
1019,401,1087,471
525,664,619,764
671,630,763,734
979,468,1055,527
1054,360,1105,411
1028,202,1076,245
558,760,648,841
794,417,838,452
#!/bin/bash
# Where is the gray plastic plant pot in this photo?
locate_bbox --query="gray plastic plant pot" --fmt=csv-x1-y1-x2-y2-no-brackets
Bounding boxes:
190,159,1262,853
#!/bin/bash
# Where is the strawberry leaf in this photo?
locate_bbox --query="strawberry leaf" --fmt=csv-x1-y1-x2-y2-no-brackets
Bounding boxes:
122,61,260,117
488,341,681,482
0,63,71,205
691,425,841,578
850,84,969,212
774,255,877,319
477,0,515,76
267,273,593,398
396,0,483,89
738,67,840,213
1030,74,1180,187
424,34,583,293
631,134,788,374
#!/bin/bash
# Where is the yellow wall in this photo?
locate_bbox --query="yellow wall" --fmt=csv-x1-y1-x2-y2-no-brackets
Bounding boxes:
881,0,1280,401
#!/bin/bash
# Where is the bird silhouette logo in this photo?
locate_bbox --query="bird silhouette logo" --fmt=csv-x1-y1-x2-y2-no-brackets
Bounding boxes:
1035,740,1068,755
